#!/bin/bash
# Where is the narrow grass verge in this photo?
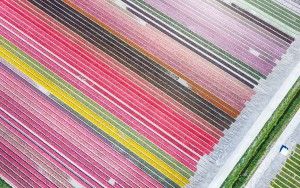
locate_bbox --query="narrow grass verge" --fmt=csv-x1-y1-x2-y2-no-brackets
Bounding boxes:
222,78,300,187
